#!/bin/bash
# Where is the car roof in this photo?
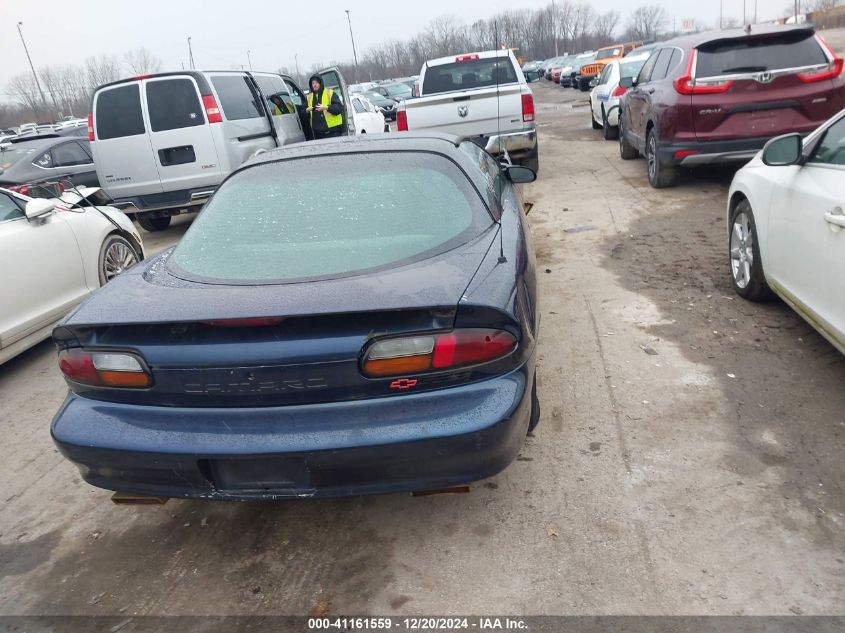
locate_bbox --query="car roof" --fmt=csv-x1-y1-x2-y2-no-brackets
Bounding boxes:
661,24,814,50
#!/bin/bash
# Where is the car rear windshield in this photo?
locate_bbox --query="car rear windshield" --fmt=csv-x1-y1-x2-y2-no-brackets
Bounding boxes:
168,152,493,284
95,84,145,140
422,57,518,94
696,31,827,77
0,146,37,171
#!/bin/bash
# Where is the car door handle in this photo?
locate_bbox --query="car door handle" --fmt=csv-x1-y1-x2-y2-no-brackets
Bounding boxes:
824,210,845,228
646,87,655,94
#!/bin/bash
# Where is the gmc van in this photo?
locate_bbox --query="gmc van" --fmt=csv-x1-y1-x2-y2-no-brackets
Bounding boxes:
89,68,352,231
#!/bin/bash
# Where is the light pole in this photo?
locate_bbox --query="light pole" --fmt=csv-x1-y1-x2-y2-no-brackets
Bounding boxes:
188,36,195,69
719,0,723,29
247,49,253,71
345,10,359,83
295,53,301,86
16,22,47,113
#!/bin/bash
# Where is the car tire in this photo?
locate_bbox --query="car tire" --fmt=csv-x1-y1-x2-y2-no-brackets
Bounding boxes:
618,117,639,160
591,109,602,130
137,215,172,232
729,200,771,301
645,129,678,189
528,372,541,434
602,107,618,141
98,234,140,286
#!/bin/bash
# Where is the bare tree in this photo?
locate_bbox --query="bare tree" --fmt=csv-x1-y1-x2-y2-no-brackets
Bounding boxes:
627,4,668,41
8,73,43,115
593,10,621,42
123,48,162,75
85,55,122,92
809,0,839,10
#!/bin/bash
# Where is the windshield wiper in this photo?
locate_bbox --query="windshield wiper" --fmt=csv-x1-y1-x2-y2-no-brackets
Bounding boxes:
720,66,768,73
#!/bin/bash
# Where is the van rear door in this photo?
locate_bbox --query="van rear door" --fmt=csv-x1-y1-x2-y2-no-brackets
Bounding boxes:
317,67,355,135
144,75,223,193
91,83,163,199
206,72,277,169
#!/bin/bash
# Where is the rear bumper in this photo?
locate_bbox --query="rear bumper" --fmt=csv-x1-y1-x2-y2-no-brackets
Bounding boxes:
661,136,777,167
109,186,218,215
52,363,534,500
482,129,538,158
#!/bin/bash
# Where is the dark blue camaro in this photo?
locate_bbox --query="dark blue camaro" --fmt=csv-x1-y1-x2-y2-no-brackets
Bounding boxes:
51,133,540,500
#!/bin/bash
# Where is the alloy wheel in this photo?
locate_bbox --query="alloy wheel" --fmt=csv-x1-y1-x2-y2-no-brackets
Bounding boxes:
102,240,139,282
730,212,754,289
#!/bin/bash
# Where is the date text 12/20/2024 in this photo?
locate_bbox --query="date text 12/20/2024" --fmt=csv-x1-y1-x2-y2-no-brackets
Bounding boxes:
308,617,529,630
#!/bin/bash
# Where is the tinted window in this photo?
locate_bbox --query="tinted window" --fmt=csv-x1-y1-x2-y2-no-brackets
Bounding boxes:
52,142,93,167
146,78,205,132
95,84,145,140
255,75,295,116
0,193,23,222
697,31,827,76
284,79,305,107
650,48,674,82
810,116,845,166
169,153,493,283
210,76,263,121
423,57,518,94
621,57,649,80
352,98,366,114
637,51,660,84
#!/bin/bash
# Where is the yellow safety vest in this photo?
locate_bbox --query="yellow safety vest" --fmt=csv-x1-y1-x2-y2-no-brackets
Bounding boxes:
308,88,343,129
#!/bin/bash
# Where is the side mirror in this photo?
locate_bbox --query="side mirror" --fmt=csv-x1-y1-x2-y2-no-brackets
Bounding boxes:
505,165,537,184
25,198,56,220
619,76,635,89
762,133,803,167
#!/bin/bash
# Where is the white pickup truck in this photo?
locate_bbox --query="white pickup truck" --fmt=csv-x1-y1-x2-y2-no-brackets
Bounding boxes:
396,50,539,172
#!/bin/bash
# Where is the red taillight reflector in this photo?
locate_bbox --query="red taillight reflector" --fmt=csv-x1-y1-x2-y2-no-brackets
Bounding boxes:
674,149,700,160
132,74,152,81
58,349,152,388
456,55,480,62
201,317,286,328
521,93,535,122
797,57,844,83
674,49,734,95
361,329,517,378
9,185,30,197
396,110,408,131
611,85,627,97
87,114,94,141
202,95,223,124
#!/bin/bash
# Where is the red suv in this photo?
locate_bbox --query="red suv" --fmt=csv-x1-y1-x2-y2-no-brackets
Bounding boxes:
618,25,844,188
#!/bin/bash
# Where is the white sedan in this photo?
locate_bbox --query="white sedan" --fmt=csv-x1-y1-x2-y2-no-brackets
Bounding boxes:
0,187,144,364
589,51,652,140
351,95,388,134
728,109,845,354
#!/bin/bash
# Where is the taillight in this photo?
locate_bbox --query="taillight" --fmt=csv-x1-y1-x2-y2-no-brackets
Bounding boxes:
674,149,700,160
522,93,535,122
58,349,152,388
8,185,30,196
202,95,223,124
611,85,627,97
674,49,734,95
87,114,94,141
456,54,480,62
361,329,517,378
396,110,408,131
798,36,844,82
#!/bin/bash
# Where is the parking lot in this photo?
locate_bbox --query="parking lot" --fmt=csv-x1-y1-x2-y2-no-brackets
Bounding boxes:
1,76,844,617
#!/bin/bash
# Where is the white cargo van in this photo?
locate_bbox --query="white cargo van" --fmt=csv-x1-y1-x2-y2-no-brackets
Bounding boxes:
88,68,352,231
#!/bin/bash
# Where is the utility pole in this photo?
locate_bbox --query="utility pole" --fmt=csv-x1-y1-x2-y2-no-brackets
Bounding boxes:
16,22,47,114
743,0,746,24
754,0,758,24
188,36,195,70
552,0,559,56
720,0,723,29
295,53,301,86
247,49,253,71
345,10,359,83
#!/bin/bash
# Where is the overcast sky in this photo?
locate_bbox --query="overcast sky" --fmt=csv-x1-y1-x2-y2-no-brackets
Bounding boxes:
1,0,782,100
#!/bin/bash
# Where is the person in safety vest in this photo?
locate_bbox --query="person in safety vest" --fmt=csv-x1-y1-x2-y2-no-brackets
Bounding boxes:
306,75,344,139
